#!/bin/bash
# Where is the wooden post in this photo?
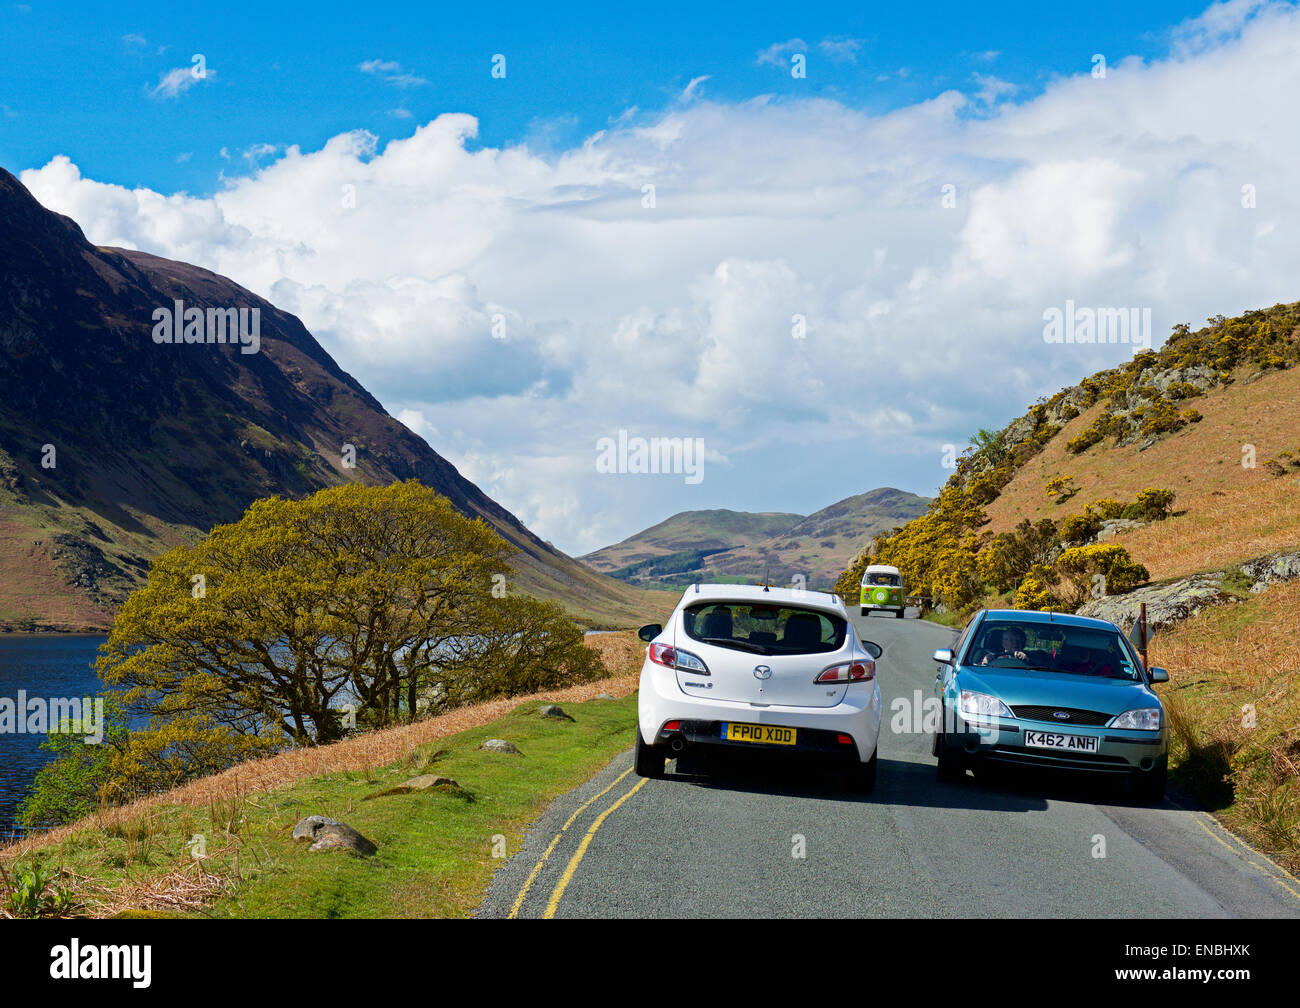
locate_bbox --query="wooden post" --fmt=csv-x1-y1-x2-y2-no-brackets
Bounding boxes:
1138,601,1149,668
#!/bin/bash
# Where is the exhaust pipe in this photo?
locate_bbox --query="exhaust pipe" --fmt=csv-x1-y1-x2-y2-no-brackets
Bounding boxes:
669,734,686,753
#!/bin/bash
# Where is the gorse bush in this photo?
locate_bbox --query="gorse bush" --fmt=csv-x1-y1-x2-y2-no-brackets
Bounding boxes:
1127,487,1176,521
1055,544,1150,610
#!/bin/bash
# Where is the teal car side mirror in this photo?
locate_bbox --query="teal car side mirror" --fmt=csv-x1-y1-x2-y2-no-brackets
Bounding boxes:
933,648,954,664
1149,667,1169,683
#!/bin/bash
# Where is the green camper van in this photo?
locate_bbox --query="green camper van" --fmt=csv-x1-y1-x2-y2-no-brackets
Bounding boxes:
860,564,906,618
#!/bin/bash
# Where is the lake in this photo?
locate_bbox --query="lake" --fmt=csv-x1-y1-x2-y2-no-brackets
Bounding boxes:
0,635,106,838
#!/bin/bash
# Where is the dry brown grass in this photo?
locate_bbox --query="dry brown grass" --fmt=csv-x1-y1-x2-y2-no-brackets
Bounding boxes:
0,631,645,865
984,366,1300,579
0,517,116,631
1152,581,1300,871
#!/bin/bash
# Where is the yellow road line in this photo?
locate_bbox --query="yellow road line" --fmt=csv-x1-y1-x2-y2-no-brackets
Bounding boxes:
543,777,648,919
1189,808,1300,902
507,767,634,918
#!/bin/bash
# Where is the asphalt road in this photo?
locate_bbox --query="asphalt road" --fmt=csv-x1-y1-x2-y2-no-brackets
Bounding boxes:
479,610,1300,918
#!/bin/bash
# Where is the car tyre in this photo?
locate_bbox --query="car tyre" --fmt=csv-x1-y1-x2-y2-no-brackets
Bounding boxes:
935,723,965,783
895,608,905,619
860,607,869,617
634,730,665,779
856,749,878,794
1132,755,1167,804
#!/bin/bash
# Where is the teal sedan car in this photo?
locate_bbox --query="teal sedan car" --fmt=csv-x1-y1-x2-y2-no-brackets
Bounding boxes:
931,609,1170,802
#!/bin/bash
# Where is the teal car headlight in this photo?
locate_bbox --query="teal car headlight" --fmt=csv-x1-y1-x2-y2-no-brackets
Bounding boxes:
958,690,1013,720
1110,707,1162,730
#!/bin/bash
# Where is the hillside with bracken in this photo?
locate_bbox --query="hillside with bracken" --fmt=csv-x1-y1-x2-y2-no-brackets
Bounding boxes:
834,302,1300,613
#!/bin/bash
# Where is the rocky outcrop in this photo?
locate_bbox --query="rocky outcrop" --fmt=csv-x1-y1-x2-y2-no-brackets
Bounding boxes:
1239,551,1300,592
290,815,377,856
365,774,464,799
1095,518,1146,541
1077,548,1300,633
1076,576,1233,634
480,739,522,755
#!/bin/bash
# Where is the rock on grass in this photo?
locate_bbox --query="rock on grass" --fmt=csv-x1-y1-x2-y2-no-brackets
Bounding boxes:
291,816,378,856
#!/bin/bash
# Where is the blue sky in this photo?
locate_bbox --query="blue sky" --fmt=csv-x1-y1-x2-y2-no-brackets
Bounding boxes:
3,0,1209,193
5,1,1298,559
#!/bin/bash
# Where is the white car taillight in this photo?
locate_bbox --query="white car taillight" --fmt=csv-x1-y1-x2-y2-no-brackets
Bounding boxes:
815,659,875,684
648,642,710,675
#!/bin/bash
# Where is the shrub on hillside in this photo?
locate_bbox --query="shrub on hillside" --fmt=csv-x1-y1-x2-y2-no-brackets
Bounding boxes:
1090,498,1125,520
1044,474,1078,504
1066,425,1104,454
976,518,1059,594
1125,487,1176,521
1014,565,1062,611
1058,509,1102,546
1056,543,1150,610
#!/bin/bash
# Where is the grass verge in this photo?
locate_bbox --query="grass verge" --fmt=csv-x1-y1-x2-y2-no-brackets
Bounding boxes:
1154,581,1300,874
5,692,640,919
1,631,648,918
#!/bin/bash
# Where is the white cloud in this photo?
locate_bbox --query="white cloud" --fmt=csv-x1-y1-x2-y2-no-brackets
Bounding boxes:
756,38,808,67
358,58,428,88
819,37,866,63
149,65,216,99
971,72,1017,105
242,143,279,164
22,1,1300,555
681,75,710,102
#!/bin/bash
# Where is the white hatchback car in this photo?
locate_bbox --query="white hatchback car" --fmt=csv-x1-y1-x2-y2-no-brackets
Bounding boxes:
635,584,883,792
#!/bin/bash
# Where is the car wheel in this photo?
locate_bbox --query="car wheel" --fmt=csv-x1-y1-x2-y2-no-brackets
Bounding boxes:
856,750,878,794
1132,755,1167,804
860,607,868,617
895,608,905,619
935,720,965,783
634,730,665,778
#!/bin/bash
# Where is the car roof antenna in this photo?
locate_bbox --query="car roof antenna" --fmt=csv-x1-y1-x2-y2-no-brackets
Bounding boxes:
762,561,770,591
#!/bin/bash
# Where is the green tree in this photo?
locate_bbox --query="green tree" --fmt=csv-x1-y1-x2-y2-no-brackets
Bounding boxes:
23,481,603,828
97,481,516,749
977,518,1059,593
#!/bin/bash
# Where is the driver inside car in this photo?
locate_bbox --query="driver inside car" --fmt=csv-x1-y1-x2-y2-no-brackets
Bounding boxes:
975,626,1029,665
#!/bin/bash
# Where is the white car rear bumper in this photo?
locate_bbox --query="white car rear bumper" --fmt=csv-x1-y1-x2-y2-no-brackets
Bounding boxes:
637,660,882,763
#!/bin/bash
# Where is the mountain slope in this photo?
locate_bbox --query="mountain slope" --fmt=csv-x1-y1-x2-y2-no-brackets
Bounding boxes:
585,489,930,590
0,166,662,630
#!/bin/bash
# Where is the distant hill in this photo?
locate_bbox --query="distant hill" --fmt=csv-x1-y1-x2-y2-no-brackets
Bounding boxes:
0,166,665,631
584,489,930,590
581,509,805,575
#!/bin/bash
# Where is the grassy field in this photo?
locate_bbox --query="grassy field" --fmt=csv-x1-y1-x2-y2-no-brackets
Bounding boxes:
1153,581,1300,874
1,633,647,919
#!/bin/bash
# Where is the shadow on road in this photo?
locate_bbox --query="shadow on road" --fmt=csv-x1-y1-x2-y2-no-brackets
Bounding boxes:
664,749,1164,812
667,751,1049,813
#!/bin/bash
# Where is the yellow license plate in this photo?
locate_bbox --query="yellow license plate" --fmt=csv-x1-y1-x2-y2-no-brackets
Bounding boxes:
723,723,797,746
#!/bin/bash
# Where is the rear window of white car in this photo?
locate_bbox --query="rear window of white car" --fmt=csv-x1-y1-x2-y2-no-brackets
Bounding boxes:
682,602,846,656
